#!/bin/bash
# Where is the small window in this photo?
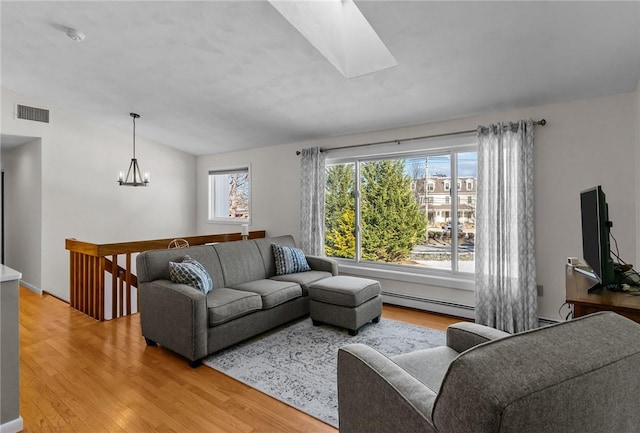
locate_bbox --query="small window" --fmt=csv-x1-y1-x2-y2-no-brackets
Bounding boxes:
208,166,251,223
444,181,450,191
457,180,461,191
427,181,435,192
466,179,473,190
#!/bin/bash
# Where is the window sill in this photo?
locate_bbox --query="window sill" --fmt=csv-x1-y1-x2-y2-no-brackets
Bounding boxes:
336,261,475,291
207,219,251,225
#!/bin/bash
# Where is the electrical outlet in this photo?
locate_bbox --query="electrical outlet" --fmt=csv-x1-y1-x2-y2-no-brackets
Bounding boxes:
537,284,543,297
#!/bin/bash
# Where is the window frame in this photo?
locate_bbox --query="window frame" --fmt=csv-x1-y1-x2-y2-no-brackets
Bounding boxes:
324,135,477,290
207,164,252,224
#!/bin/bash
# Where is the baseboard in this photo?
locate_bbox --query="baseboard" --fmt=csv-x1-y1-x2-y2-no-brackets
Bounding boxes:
382,292,476,320
0,416,24,433
19,280,42,295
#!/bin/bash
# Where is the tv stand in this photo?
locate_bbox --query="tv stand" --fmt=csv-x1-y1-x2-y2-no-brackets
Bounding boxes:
587,282,603,293
566,264,640,323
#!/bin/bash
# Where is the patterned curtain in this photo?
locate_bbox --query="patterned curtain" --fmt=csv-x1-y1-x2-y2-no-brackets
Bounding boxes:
300,147,326,255
475,120,538,333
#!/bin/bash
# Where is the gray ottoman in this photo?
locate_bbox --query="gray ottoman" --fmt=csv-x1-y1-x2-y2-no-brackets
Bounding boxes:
308,276,382,336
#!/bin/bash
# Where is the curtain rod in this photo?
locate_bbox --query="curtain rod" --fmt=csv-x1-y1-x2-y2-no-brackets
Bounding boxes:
295,119,546,155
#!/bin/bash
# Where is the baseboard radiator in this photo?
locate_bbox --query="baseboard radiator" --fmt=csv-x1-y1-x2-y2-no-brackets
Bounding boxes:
382,292,476,320
382,292,559,327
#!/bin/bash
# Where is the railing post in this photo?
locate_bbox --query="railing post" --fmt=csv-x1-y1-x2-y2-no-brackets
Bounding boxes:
111,255,117,320
126,253,132,316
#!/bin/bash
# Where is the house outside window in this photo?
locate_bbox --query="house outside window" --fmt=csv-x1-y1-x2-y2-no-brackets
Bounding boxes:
208,166,251,223
324,146,477,277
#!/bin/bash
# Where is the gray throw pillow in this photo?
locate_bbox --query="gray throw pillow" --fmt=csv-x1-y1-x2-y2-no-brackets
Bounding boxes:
169,255,213,294
272,244,311,275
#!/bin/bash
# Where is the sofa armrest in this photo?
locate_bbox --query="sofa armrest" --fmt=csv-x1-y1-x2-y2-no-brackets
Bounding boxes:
338,344,438,433
305,255,339,276
138,280,208,362
446,322,510,353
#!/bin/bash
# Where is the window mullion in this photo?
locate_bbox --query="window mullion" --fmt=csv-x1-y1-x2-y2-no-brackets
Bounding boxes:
355,161,362,263
451,152,458,272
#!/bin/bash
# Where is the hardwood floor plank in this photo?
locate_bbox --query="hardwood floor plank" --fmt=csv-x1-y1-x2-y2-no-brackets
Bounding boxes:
18,287,468,432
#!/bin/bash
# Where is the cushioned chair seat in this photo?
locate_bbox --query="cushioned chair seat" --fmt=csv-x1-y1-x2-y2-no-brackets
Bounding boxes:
271,270,333,295
232,279,302,309
207,288,262,326
391,346,460,393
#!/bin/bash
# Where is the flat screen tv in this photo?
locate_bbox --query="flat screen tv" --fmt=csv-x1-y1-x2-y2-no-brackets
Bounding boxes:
580,186,616,292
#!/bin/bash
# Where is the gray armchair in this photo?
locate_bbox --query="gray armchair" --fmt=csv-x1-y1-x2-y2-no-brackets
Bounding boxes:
337,312,640,433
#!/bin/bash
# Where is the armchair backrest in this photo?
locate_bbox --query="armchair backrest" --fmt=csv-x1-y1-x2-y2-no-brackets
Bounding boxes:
433,312,640,433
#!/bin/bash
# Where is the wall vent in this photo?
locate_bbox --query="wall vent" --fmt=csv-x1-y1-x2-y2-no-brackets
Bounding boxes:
17,104,50,123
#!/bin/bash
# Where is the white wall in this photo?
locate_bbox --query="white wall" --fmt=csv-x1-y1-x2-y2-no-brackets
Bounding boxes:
197,92,638,321
1,89,198,301
197,145,302,238
1,139,42,292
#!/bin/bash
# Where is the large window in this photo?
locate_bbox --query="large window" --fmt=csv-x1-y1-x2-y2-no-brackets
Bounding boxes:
208,166,251,223
325,148,477,275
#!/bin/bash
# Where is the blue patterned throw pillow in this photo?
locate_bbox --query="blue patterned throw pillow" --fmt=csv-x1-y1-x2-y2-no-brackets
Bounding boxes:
272,244,311,275
169,255,213,294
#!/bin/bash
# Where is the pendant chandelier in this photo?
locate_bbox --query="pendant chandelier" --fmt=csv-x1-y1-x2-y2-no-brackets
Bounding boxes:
118,113,149,187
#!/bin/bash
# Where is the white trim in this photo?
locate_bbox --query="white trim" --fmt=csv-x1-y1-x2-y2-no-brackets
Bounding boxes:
339,262,475,291
19,280,42,295
0,416,24,433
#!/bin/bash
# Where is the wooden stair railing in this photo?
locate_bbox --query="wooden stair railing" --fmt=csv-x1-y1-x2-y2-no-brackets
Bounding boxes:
65,231,266,321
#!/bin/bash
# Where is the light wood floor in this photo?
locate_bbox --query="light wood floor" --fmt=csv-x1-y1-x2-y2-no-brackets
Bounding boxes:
18,287,465,433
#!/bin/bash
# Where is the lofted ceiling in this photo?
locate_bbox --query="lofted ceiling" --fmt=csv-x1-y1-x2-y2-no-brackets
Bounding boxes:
1,1,639,156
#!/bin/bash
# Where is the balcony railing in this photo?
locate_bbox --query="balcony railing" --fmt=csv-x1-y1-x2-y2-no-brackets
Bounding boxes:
65,231,266,321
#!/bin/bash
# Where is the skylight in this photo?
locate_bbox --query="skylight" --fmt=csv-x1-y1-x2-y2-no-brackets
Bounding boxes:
269,0,398,78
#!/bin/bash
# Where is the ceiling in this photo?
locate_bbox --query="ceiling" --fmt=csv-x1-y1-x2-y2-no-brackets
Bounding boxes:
2,1,639,156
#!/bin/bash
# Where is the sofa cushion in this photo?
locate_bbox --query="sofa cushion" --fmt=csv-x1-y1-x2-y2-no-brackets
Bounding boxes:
271,270,333,295
272,244,311,275
169,257,213,294
231,279,302,309
214,241,268,287
206,288,262,326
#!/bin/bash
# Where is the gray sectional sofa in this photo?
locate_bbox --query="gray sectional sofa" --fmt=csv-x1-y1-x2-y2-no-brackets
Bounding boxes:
136,235,338,366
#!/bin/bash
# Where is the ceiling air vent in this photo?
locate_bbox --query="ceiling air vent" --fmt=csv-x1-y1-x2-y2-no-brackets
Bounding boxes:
17,104,50,123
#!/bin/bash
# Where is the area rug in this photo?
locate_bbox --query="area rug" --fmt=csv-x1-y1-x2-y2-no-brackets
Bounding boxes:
203,317,445,427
